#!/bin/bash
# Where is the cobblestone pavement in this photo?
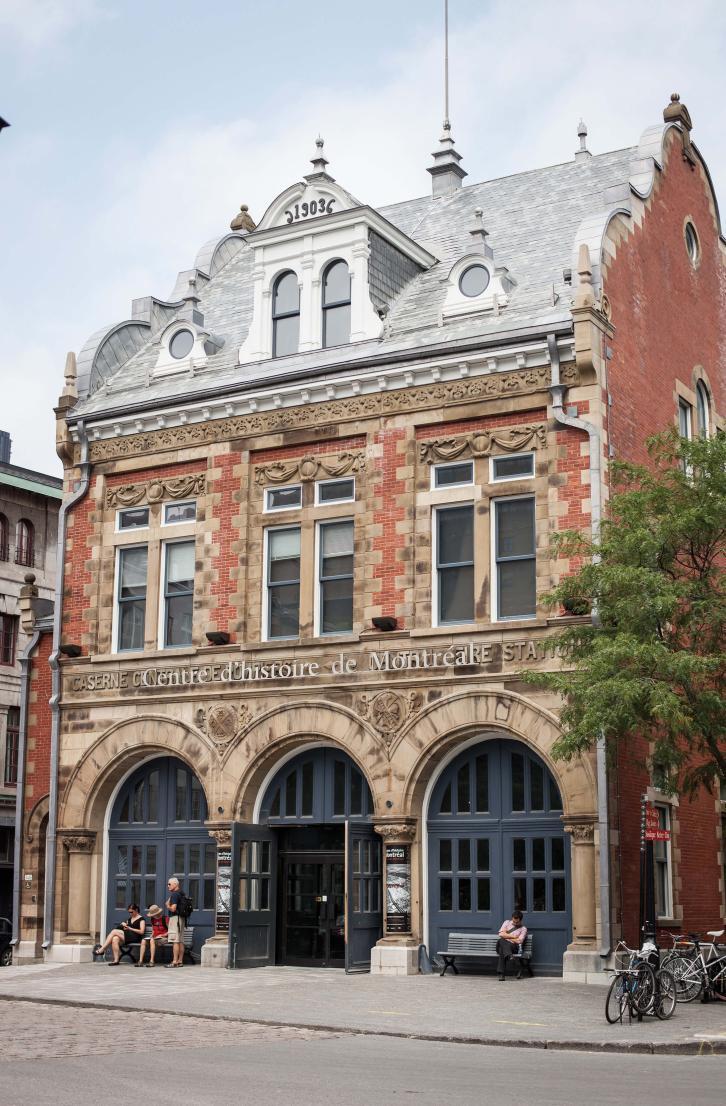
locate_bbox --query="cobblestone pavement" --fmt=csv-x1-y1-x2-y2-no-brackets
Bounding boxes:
0,998,336,1062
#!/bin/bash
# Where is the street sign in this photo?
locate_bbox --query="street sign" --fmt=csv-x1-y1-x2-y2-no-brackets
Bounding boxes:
645,805,670,842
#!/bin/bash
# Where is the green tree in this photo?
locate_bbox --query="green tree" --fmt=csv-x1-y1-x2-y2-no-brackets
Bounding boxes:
528,430,725,796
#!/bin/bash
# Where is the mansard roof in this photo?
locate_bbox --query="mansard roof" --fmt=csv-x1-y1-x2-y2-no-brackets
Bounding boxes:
70,118,695,422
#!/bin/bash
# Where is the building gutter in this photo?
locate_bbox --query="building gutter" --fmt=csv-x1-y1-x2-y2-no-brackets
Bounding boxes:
43,419,91,953
10,626,42,950
547,333,611,960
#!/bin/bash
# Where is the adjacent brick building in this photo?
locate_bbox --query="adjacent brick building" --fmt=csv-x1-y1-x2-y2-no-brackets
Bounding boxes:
15,96,724,976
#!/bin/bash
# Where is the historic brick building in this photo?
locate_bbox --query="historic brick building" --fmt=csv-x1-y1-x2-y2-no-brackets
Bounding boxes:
14,96,724,976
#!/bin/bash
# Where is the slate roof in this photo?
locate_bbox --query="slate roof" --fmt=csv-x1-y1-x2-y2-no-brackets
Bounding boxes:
74,145,637,419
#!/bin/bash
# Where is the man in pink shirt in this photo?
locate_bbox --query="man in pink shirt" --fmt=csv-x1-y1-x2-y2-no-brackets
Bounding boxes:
496,910,528,980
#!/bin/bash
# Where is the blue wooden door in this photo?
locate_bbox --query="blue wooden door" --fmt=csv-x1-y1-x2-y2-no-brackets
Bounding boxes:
107,757,215,954
427,740,571,974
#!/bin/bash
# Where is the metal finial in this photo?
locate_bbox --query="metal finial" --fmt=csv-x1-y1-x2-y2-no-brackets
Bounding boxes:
671,92,680,103
575,119,591,160
443,0,450,130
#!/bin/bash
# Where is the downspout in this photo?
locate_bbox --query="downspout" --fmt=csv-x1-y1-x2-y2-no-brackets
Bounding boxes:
11,626,42,950
43,419,91,952
547,332,611,960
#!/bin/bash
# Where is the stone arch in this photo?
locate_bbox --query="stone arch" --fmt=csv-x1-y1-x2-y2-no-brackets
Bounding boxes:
58,715,217,833
226,700,389,821
25,794,49,846
397,689,596,821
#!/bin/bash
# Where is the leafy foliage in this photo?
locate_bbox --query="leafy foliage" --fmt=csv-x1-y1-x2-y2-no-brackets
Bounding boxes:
527,430,725,796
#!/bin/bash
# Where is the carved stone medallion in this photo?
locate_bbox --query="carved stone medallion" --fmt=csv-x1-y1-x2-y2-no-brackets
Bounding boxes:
195,703,251,750
357,690,423,752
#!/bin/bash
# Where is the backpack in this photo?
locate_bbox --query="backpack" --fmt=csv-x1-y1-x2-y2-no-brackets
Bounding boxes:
177,893,193,921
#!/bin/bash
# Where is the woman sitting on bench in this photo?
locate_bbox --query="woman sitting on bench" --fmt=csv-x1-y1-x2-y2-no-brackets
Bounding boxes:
94,903,146,965
496,909,527,981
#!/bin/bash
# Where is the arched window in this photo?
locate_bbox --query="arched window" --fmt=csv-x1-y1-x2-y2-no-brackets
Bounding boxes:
696,381,710,438
272,271,300,358
0,514,8,561
322,260,351,348
15,519,34,567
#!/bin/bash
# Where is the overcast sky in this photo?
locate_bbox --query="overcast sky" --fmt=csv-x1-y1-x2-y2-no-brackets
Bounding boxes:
1,0,725,476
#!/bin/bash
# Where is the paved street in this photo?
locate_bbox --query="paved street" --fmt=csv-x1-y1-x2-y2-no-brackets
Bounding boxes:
0,998,724,1106
1,962,725,1053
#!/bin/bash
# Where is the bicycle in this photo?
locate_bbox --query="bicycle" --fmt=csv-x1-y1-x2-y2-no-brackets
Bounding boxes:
664,929,726,1003
604,941,677,1023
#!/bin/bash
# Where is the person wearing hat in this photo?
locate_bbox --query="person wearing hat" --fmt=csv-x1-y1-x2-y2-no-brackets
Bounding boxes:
135,905,168,967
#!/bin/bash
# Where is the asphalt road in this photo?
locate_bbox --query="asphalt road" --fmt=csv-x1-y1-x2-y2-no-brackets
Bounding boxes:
1,1000,724,1106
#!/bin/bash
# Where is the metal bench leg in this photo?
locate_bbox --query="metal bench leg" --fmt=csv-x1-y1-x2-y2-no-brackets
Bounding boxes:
440,956,458,977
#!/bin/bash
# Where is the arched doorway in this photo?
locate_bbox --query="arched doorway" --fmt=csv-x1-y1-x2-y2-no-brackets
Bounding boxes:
230,747,381,971
107,757,215,953
427,738,571,973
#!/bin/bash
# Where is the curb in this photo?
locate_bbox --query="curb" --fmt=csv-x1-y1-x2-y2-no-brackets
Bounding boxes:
1,992,724,1056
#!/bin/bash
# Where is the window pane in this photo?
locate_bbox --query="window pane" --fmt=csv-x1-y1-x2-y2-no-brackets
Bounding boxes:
119,601,145,651
439,782,452,815
496,500,535,558
239,878,248,911
333,759,346,815
260,842,270,874
439,839,452,871
132,780,144,822
166,593,193,647
115,881,127,909
145,879,155,908
679,401,692,439
457,763,470,814
317,479,354,503
189,846,200,874
119,507,149,530
285,771,297,816
188,878,200,909
119,547,148,596
174,845,184,873
270,787,281,818
477,879,491,911
323,303,351,347
530,763,544,810
475,755,488,812
269,528,301,568
273,271,299,315
273,313,299,357
146,846,156,875
239,842,249,873
322,520,353,559
458,839,471,871
499,560,536,619
493,454,534,480
204,844,216,875
164,501,196,524
439,566,474,623
267,485,302,511
269,583,300,638
190,776,202,820
551,838,564,871
260,877,270,911
533,878,546,911
440,878,453,911
513,838,526,871
552,877,566,912
119,795,129,822
532,839,545,871
458,878,472,911
434,462,473,487
549,778,563,811
131,846,142,874
438,506,473,565
117,846,128,875
147,772,159,822
350,769,362,815
166,541,195,586
323,260,350,305
321,576,353,634
204,880,215,910
302,761,314,817
175,769,186,820
511,754,525,811
513,877,527,911
476,839,490,871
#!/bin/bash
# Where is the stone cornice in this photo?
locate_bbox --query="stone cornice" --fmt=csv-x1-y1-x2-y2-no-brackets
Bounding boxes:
105,473,206,508
419,423,547,463
82,347,577,463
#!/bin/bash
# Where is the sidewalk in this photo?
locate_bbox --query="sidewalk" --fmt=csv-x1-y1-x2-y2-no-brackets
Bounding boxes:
1,962,725,1055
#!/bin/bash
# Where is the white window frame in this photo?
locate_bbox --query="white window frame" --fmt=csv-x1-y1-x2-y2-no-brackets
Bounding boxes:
490,452,535,483
431,502,476,628
653,803,674,921
112,542,148,654
264,484,302,514
491,494,537,623
163,500,196,526
157,537,196,650
262,524,302,641
678,399,693,440
430,461,474,491
314,517,355,637
115,506,150,533
314,476,356,506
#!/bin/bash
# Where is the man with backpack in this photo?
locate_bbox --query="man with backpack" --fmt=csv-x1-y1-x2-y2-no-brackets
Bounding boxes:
165,877,192,967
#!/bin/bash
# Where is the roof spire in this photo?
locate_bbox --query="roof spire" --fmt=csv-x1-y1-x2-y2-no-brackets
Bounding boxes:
575,119,591,161
305,135,335,183
427,1,466,196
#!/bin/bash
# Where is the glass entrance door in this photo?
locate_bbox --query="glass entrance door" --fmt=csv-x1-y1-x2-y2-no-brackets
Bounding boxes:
279,855,345,967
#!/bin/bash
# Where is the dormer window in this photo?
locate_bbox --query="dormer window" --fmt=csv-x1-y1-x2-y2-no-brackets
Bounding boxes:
322,260,351,348
272,271,300,358
459,264,490,298
169,329,194,360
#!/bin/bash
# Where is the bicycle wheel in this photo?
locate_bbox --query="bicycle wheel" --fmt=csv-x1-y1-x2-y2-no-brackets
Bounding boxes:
654,969,677,1020
632,962,656,1015
669,955,703,1002
605,975,629,1024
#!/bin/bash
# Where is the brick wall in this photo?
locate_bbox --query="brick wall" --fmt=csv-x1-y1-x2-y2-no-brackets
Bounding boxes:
24,631,53,814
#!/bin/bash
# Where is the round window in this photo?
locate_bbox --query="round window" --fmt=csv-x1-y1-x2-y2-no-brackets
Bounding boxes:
169,329,194,360
684,221,700,265
459,264,490,298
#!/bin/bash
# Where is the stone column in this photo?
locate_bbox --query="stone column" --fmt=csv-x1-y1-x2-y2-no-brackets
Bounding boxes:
62,832,96,939
371,820,419,976
200,825,231,969
562,818,599,979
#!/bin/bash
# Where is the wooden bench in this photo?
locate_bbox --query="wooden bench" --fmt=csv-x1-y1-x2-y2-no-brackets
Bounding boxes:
112,926,197,965
437,932,534,978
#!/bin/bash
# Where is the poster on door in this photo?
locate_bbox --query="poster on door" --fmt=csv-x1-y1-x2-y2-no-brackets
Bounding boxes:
385,844,411,933
216,848,232,932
